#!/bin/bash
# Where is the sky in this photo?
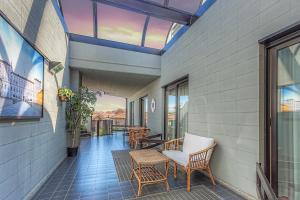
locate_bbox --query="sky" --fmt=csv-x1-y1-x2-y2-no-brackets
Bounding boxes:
145,17,172,49
94,94,126,112
98,4,146,45
61,0,176,49
281,85,300,102
0,16,44,83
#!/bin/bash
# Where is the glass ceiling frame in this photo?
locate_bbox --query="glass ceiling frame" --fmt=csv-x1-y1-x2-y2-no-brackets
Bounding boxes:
59,0,216,55
90,0,198,47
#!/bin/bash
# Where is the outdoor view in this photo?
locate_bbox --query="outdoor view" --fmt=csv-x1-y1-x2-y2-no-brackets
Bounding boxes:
92,93,126,135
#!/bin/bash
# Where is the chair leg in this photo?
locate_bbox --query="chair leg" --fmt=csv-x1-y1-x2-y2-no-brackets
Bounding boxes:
137,182,142,196
207,166,216,185
187,167,191,192
174,163,177,178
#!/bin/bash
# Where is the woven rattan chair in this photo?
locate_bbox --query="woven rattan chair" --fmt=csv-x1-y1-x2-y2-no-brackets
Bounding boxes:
128,128,150,149
163,133,217,192
128,128,138,148
132,128,150,149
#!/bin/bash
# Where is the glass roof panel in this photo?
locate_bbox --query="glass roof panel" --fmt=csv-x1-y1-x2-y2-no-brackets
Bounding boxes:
166,23,183,43
97,4,147,45
144,17,172,49
61,0,93,36
168,0,201,14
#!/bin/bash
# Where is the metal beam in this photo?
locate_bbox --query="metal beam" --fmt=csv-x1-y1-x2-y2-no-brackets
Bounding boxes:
92,0,197,25
141,16,150,46
93,1,98,37
69,33,162,55
52,0,68,32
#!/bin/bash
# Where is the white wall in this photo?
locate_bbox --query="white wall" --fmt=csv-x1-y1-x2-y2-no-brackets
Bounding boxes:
0,1,69,200
128,78,163,134
130,0,300,198
69,41,161,76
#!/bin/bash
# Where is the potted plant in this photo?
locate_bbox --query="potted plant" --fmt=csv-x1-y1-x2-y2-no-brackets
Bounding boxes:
65,87,96,156
58,87,73,102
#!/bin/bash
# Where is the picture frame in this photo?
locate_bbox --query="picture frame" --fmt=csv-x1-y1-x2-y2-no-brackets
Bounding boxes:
0,13,44,120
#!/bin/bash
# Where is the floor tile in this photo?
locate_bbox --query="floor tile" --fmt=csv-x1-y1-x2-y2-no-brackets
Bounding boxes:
32,132,245,200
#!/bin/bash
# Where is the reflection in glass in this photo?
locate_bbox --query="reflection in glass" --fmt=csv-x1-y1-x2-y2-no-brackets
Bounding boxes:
141,96,148,127
277,42,300,199
166,87,176,140
178,83,188,138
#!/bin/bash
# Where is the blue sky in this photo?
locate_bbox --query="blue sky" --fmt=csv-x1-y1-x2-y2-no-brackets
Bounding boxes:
0,16,43,82
281,84,300,102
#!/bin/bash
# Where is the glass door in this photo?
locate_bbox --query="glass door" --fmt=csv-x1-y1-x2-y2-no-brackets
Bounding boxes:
268,37,300,199
164,78,189,140
140,96,148,127
166,87,177,140
178,82,189,138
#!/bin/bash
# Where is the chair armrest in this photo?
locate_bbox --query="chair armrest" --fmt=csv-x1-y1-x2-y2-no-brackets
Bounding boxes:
188,143,217,168
164,138,184,150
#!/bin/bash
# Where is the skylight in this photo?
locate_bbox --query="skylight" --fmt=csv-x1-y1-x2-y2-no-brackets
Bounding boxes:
61,0,205,51
97,4,146,45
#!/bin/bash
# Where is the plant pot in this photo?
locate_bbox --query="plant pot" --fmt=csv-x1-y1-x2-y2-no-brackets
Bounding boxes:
59,95,68,102
67,147,78,157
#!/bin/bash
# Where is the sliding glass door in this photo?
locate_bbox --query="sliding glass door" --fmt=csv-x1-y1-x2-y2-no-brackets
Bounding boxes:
268,37,300,199
166,87,177,140
140,96,148,127
178,82,189,138
165,78,189,140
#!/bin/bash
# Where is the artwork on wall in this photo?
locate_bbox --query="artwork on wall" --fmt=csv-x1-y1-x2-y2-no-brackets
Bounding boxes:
0,15,44,119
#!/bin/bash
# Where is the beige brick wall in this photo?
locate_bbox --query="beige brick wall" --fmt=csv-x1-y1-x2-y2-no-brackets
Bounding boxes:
130,0,300,198
0,1,69,200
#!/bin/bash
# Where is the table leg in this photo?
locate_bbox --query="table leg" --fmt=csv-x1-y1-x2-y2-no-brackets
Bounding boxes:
165,161,170,191
130,157,134,180
137,164,142,196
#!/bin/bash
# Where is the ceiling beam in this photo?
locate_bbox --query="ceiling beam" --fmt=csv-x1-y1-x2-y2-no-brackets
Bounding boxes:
92,1,98,37
93,0,198,25
141,16,150,47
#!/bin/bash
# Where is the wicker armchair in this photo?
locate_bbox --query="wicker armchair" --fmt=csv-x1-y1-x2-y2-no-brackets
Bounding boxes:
163,133,217,192
129,128,150,149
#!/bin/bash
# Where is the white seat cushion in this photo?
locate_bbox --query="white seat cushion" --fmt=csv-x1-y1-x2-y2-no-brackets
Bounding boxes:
162,150,189,167
182,133,214,161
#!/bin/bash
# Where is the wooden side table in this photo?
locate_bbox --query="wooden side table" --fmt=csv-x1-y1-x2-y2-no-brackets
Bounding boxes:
129,149,170,196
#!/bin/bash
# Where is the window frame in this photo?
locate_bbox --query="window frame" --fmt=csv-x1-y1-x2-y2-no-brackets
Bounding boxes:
259,21,300,196
139,95,148,127
129,101,134,126
163,75,189,140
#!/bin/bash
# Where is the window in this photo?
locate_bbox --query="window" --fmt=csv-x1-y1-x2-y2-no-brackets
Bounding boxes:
164,77,188,140
140,96,148,127
262,26,300,198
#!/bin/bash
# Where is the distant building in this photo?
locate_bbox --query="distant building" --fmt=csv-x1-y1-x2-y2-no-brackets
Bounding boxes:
0,59,41,103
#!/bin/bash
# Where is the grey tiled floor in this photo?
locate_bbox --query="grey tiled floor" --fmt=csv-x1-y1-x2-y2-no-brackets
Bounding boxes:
32,133,245,200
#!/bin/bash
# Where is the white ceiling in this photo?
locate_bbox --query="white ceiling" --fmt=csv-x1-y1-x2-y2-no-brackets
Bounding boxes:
79,68,159,98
